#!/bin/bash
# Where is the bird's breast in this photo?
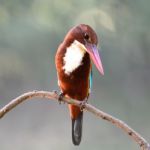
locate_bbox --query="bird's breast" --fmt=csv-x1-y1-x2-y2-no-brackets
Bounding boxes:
56,48,91,100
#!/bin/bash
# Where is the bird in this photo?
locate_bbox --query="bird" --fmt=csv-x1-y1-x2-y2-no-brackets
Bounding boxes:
55,24,104,145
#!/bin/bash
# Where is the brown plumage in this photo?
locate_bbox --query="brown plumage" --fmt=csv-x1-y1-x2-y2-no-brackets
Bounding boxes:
55,24,104,145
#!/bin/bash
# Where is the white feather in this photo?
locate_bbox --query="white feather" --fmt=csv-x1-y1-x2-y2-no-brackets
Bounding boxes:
63,40,86,75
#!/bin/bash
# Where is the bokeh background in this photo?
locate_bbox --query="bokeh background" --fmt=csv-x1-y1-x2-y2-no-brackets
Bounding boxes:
0,0,150,150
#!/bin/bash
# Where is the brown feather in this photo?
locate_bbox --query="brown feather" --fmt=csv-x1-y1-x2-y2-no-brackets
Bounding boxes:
55,24,97,119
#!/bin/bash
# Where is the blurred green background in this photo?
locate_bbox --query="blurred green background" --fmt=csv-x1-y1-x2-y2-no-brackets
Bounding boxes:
0,0,150,149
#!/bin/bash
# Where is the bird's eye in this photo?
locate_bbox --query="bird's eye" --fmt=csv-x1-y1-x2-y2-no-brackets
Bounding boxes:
84,33,89,40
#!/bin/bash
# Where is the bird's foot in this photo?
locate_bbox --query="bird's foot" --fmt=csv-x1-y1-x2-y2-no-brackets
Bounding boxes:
52,90,65,104
53,90,58,95
58,92,65,104
79,98,88,111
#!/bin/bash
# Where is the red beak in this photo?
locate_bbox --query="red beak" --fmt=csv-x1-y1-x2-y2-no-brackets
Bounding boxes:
85,43,104,75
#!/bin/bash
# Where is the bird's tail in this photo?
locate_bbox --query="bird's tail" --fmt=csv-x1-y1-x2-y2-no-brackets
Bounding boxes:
72,112,83,145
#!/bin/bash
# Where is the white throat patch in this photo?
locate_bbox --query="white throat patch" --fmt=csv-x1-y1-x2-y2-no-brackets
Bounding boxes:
63,40,86,75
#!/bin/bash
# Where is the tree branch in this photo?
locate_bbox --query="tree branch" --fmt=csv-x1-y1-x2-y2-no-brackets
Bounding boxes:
0,90,149,150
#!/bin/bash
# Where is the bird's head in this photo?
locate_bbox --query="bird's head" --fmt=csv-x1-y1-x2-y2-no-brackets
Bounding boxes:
63,24,104,75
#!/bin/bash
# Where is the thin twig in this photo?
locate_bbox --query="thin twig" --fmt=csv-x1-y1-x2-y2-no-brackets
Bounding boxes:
0,90,149,150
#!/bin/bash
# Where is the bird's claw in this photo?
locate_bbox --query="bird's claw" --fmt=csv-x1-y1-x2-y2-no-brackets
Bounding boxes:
79,98,88,111
58,92,65,104
52,90,65,104
53,90,58,95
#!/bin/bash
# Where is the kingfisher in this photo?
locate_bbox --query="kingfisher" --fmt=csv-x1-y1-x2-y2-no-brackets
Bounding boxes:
55,24,104,145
